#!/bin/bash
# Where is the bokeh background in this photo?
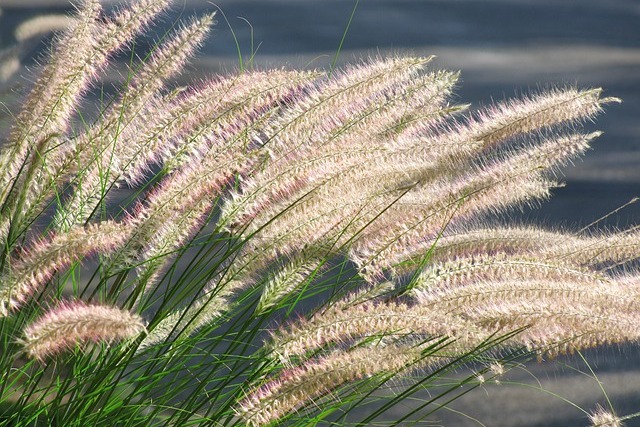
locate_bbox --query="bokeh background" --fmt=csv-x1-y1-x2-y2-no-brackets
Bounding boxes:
2,1,640,425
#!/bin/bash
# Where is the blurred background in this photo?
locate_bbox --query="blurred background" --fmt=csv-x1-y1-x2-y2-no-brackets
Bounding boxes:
1,1,640,425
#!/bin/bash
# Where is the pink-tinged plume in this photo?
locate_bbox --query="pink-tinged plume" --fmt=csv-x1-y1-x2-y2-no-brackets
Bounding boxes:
21,301,146,360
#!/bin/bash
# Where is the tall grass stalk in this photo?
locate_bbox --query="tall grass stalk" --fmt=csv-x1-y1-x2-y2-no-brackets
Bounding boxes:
0,2,636,426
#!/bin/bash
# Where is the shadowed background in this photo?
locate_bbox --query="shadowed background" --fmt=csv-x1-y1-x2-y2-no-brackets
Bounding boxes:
1,1,640,425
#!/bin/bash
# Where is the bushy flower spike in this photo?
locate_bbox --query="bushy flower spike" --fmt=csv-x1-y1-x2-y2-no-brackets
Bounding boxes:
413,274,636,312
221,86,616,278
138,277,247,351
21,301,146,360
125,164,236,302
1,0,171,194
388,225,640,276
7,0,100,133
112,72,312,268
268,298,483,361
548,228,640,268
0,0,102,208
5,0,640,423
350,132,598,273
60,70,310,234
110,150,239,268
55,13,214,229
374,130,592,227
155,123,600,344
97,0,172,56
240,126,599,271
221,56,432,231
115,73,318,301
243,87,611,252
290,70,459,176
391,87,614,171
387,225,573,274
230,71,461,240
256,256,325,314
78,12,215,164
128,199,216,305
0,221,130,316
0,0,173,247
266,55,431,154
411,253,607,294
462,287,640,358
589,405,624,427
236,344,427,427
226,166,548,302
255,156,543,257
255,156,548,268
410,272,640,358
108,72,311,226
126,70,316,185
136,306,187,351
380,70,462,138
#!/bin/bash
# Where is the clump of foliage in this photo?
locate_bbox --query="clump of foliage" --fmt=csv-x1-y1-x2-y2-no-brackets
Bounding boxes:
0,1,636,426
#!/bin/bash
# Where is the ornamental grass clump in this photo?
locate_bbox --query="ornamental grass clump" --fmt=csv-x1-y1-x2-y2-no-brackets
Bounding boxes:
0,1,638,426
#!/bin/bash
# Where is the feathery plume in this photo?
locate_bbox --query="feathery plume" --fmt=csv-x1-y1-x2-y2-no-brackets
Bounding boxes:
55,12,214,229
411,253,607,295
97,0,172,56
235,91,607,272
149,69,316,177
256,255,324,314
0,0,172,244
111,153,236,265
395,87,615,160
465,87,614,147
21,301,146,360
236,345,425,427
546,228,640,268
269,297,481,361
589,406,624,427
0,0,102,207
109,71,316,304
387,226,569,275
389,225,640,276
137,277,247,350
426,278,640,356
0,221,130,316
228,71,461,244
221,56,433,232
350,132,599,274
1,1,635,424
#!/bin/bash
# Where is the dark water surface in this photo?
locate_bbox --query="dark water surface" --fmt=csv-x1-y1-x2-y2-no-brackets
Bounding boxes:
2,1,640,425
